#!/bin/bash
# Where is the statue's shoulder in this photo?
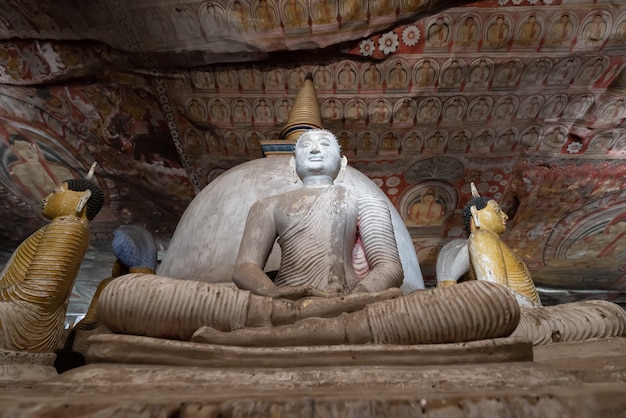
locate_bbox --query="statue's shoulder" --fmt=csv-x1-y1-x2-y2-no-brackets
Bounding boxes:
350,188,386,204
468,230,504,260
468,229,501,244
251,189,303,212
250,194,279,210
47,215,89,232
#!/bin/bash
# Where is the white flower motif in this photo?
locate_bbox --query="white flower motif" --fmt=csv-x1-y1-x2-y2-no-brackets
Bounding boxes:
498,0,508,5
386,176,401,187
527,0,538,4
512,0,523,3
378,31,399,55
359,39,375,57
567,141,583,153
543,0,553,4
401,25,420,47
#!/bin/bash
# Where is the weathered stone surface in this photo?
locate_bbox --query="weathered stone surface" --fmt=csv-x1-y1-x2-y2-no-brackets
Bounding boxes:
0,350,57,388
86,334,532,368
0,366,623,417
534,337,626,383
1,338,626,417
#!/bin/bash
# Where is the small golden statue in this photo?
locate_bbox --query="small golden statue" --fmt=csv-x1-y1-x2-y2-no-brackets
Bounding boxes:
436,183,626,345
0,168,104,353
465,182,541,307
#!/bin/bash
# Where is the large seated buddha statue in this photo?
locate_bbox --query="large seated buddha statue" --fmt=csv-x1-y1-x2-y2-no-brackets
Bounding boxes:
436,184,626,345
98,129,521,347
157,75,424,293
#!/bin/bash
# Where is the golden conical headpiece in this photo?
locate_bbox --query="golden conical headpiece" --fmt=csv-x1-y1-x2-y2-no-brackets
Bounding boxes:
279,73,323,142
261,73,323,156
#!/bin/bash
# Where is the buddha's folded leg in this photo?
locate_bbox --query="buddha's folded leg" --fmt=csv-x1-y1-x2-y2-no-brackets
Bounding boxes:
99,273,402,341
364,280,521,344
192,282,521,347
100,274,255,340
511,300,626,345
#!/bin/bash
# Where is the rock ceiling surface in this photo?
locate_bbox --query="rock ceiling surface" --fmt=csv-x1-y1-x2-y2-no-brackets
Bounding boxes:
0,0,626,302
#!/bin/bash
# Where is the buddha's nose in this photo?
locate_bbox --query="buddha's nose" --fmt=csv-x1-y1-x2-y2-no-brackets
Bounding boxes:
310,143,320,153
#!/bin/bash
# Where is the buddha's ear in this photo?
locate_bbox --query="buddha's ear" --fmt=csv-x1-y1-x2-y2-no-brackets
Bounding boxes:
288,156,298,183
76,189,92,216
338,155,348,182
470,205,480,230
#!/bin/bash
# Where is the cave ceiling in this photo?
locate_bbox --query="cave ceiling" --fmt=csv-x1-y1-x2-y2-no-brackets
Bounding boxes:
1,0,626,298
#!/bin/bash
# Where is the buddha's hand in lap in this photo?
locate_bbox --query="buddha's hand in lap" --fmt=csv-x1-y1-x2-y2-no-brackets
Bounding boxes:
350,283,369,294
266,285,343,300
349,283,404,297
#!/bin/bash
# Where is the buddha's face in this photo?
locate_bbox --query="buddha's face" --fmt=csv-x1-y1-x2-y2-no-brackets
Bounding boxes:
41,182,82,220
477,200,508,234
295,130,341,179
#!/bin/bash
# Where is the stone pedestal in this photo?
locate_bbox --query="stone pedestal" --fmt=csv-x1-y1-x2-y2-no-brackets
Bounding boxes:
0,337,625,416
0,350,57,387
85,334,533,368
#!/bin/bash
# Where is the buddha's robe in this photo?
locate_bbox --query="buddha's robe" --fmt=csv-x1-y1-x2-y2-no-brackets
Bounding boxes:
275,186,403,293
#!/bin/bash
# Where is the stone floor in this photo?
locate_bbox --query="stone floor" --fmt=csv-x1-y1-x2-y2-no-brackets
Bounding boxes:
1,337,625,417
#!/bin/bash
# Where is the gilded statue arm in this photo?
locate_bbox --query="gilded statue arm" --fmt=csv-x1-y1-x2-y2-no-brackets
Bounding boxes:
0,228,46,295
467,230,508,287
352,194,404,293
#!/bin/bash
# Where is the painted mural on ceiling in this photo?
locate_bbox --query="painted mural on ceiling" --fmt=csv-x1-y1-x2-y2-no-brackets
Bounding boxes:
0,0,625,304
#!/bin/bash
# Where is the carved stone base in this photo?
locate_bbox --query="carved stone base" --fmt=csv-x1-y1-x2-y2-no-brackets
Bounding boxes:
85,334,533,368
0,350,57,387
0,338,624,416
